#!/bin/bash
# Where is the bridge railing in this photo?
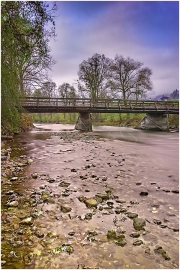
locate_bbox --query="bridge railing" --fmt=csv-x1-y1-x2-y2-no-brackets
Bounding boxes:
20,97,179,110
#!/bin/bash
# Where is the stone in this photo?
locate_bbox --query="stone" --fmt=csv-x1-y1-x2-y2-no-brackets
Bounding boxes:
127,212,138,219
20,217,33,225
139,191,148,196
61,205,72,213
102,176,107,181
153,219,162,225
95,193,109,201
107,230,116,240
85,213,93,220
85,198,98,207
7,200,18,207
115,235,127,247
133,240,143,246
130,232,140,238
133,217,146,231
10,177,18,181
59,181,70,187
31,173,38,179
68,231,75,236
47,178,55,183
35,230,44,238
154,246,166,255
145,248,151,254
171,190,179,194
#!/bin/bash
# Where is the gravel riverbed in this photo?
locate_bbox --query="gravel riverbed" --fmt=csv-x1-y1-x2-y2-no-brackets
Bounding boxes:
1,130,179,269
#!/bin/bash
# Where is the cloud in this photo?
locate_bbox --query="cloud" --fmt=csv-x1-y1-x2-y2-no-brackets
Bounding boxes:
49,1,179,97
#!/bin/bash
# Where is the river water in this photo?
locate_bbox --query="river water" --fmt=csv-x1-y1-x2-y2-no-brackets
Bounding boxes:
1,124,179,269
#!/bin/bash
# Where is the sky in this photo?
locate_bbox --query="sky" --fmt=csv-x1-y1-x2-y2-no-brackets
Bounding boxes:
48,1,179,98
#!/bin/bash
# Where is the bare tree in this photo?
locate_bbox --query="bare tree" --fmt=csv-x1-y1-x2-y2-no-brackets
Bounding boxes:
78,53,110,101
107,55,153,101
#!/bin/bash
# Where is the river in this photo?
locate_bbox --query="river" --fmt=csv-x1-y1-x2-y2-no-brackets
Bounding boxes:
1,124,179,269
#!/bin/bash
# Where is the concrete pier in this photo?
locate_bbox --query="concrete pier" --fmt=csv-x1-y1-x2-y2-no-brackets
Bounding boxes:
75,112,92,131
135,113,169,131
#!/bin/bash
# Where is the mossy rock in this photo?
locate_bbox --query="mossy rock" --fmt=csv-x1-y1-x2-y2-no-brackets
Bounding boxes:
85,198,98,207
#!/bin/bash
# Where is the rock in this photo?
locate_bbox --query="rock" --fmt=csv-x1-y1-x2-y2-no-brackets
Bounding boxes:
35,230,44,238
10,177,18,181
20,217,33,225
6,190,14,195
154,246,171,260
68,231,75,236
133,240,143,246
95,193,109,201
102,176,107,181
136,182,142,185
171,190,179,194
16,210,29,219
107,230,116,240
78,196,86,202
23,252,34,265
59,181,70,187
115,208,127,214
133,217,146,231
71,168,77,172
61,205,72,213
26,159,33,164
127,212,138,219
162,253,171,260
31,173,38,179
154,246,166,255
47,178,55,183
85,198,98,207
7,200,18,207
115,235,127,247
85,213,93,220
139,191,148,196
153,219,162,225
130,232,140,238
145,247,151,254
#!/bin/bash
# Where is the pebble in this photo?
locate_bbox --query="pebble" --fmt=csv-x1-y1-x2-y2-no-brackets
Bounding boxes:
139,191,148,196
20,217,33,225
7,200,18,207
61,205,72,213
85,198,98,207
133,240,143,246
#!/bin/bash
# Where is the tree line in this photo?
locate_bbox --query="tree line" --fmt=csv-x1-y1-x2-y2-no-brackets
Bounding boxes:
1,1,57,130
33,53,153,102
1,1,153,130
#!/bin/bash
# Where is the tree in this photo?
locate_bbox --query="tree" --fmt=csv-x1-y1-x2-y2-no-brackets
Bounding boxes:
107,55,153,101
78,53,110,101
1,1,57,129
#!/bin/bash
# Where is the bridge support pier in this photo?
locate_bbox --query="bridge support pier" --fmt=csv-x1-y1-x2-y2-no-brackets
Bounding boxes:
75,112,92,131
135,113,169,131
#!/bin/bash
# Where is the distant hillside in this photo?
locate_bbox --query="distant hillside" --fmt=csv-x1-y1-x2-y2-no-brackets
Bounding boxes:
154,89,179,100
169,89,179,100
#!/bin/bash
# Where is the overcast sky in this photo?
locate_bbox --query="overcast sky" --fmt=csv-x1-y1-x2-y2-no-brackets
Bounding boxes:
49,1,179,98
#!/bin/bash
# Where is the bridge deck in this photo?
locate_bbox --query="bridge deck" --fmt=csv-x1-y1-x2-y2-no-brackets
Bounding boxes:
20,97,179,114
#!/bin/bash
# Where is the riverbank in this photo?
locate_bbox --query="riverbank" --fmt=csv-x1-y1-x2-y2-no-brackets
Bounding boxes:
1,128,179,269
32,112,179,130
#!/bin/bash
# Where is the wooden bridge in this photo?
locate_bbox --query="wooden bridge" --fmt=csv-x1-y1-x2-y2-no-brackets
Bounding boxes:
21,97,179,114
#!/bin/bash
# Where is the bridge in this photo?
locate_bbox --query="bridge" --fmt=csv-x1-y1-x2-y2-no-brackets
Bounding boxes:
20,97,179,131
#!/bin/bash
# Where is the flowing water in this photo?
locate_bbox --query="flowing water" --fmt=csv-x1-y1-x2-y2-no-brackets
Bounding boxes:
1,123,179,269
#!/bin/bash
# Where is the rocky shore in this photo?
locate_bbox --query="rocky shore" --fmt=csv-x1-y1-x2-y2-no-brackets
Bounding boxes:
1,130,179,269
